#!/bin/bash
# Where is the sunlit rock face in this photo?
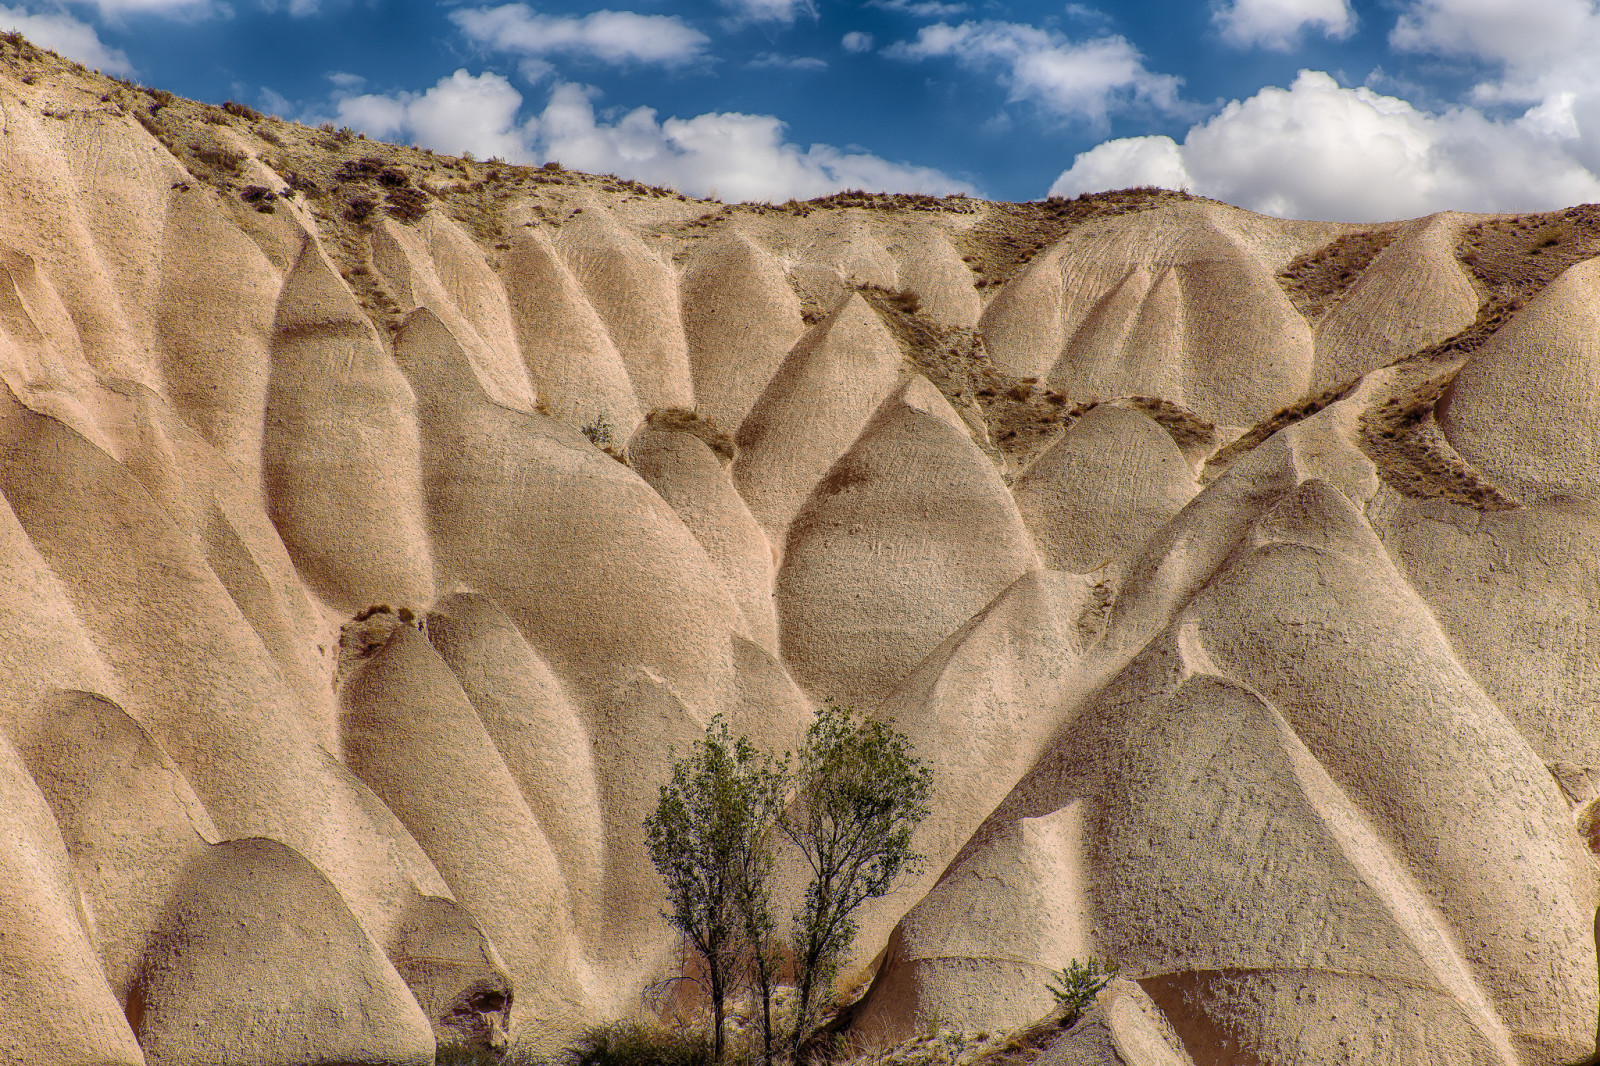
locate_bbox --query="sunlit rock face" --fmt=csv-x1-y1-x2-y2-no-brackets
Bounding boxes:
2,44,1598,1066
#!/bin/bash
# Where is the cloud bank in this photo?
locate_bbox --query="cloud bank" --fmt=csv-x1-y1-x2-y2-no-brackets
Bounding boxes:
1050,70,1600,221
332,71,967,202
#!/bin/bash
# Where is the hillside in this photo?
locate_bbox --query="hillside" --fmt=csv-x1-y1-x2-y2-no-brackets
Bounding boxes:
3,33,1600,1066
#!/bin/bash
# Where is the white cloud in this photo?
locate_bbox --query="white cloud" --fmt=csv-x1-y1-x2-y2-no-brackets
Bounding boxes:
747,52,826,70
1050,135,1190,194
717,0,813,25
1390,0,1600,104
1049,70,1600,221
336,69,535,162
886,21,1182,124
841,30,874,53
531,82,967,201
321,72,969,203
1213,0,1354,50
450,4,709,68
0,7,131,71
326,71,366,90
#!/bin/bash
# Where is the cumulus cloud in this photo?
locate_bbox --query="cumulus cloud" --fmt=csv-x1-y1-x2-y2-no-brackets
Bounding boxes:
326,71,967,202
1049,70,1600,221
336,69,535,162
450,4,709,68
886,21,1182,124
0,7,131,71
1213,0,1354,50
841,30,873,53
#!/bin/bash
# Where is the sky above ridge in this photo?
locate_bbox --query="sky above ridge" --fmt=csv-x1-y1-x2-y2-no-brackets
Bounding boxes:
6,0,1600,220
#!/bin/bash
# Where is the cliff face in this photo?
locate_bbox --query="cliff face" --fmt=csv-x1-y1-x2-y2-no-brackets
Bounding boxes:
3,36,1600,1066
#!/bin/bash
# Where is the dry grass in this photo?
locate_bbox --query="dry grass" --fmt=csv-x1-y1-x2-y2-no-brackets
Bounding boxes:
644,408,737,463
1457,205,1600,303
955,187,1210,292
1276,228,1398,322
857,286,1211,474
1356,298,1527,510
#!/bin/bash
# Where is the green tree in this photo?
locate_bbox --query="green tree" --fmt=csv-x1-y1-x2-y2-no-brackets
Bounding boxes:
781,701,933,1059
646,718,789,1062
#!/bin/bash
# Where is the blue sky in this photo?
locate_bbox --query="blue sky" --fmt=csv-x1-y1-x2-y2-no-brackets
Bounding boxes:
6,0,1600,219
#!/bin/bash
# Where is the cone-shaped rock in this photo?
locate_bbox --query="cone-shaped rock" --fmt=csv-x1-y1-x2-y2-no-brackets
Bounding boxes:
985,204,1314,426
849,569,1098,967
629,409,780,652
394,307,741,719
339,621,589,1034
733,292,906,540
556,202,693,412
0,381,460,969
1311,213,1478,391
776,376,1040,706
131,837,435,1066
14,691,218,1003
154,185,281,470
1012,405,1198,572
372,215,537,412
426,592,607,938
501,227,643,434
681,232,804,427
1438,255,1600,503
0,730,146,1066
263,238,434,611
895,227,981,328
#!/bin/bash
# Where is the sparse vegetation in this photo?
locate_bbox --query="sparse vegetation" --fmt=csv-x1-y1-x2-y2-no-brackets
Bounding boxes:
222,99,262,121
1276,229,1397,321
582,414,626,461
567,1023,719,1066
646,408,736,463
1045,959,1118,1028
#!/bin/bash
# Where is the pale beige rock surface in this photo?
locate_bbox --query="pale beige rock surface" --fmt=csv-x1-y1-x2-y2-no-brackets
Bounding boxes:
681,232,805,427
1011,404,1197,572
733,291,908,540
775,376,1040,706
1,50,1599,1065
1311,213,1479,391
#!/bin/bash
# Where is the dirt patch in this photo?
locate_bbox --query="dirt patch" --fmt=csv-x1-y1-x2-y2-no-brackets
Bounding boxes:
956,187,1211,293
859,286,1215,475
1357,297,1527,511
1457,205,1600,303
1276,228,1398,322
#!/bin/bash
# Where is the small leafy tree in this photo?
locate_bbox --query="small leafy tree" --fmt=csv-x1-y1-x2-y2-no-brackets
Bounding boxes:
646,718,789,1062
1046,959,1119,1027
781,701,933,1058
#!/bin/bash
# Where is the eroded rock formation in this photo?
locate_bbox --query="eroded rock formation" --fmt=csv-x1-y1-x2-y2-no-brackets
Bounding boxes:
2,38,1599,1066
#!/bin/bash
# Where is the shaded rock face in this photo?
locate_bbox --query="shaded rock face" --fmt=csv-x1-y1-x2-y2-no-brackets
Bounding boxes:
1,53,1599,1066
